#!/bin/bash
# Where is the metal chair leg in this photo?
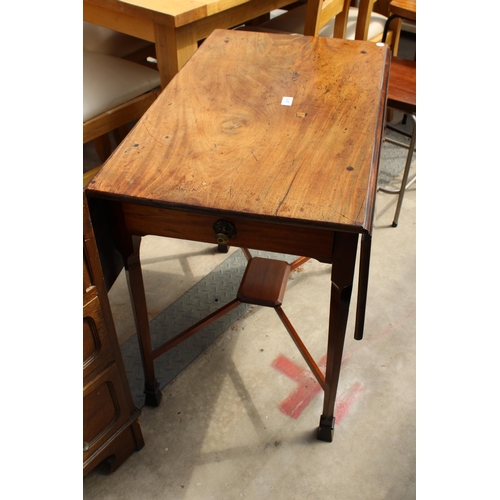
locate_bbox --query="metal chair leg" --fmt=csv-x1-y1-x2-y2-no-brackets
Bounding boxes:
391,114,416,227
379,114,416,227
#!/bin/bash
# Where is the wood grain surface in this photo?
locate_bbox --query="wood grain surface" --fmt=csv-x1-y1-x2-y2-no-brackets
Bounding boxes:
387,57,415,115
389,0,416,21
88,29,389,233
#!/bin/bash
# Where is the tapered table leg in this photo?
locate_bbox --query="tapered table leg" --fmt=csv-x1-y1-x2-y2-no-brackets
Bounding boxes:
318,232,359,442
354,233,372,341
112,204,162,407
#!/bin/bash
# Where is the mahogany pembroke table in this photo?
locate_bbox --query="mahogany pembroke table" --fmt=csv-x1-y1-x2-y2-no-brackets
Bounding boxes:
86,29,390,442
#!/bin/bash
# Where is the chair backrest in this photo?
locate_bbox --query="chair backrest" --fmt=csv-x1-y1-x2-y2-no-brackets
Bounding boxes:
354,0,377,40
258,0,394,46
303,0,352,37
353,0,399,53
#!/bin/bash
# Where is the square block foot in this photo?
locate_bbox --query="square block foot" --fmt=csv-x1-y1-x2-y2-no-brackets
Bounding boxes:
144,381,162,407
317,415,335,442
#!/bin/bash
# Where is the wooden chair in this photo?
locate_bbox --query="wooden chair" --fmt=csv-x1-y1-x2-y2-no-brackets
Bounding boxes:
237,0,351,38
248,0,400,53
350,0,401,53
377,4,416,226
83,23,160,187
83,50,161,187
84,21,158,69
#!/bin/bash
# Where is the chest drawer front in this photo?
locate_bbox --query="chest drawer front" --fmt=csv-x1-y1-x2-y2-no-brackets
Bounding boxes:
83,363,130,461
83,294,114,380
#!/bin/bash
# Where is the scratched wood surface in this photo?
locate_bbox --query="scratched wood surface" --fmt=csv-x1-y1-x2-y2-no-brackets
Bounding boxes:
389,0,416,21
87,29,389,233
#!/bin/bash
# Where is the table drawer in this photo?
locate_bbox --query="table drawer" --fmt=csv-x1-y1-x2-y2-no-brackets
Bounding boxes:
122,203,336,264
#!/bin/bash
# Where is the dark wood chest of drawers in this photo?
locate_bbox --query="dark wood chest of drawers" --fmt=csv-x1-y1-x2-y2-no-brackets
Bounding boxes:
83,195,144,476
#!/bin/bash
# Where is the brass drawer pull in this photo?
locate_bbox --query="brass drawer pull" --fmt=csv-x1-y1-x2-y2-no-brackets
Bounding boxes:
213,219,236,245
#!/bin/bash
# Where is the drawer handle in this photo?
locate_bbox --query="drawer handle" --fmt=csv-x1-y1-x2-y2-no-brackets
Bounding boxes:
213,219,236,245
83,441,90,453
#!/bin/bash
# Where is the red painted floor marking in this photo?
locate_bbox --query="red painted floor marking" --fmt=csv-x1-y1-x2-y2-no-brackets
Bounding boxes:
333,381,365,425
272,354,311,381
341,308,416,364
273,354,326,419
272,309,414,420
273,354,364,421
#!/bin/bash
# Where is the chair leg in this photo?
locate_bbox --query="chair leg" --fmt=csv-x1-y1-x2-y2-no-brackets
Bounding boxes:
391,114,416,227
113,125,131,145
379,114,416,226
93,134,112,162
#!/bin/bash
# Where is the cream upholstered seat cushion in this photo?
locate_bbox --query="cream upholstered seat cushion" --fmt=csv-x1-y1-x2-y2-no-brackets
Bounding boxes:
83,50,161,122
259,5,387,39
83,21,152,58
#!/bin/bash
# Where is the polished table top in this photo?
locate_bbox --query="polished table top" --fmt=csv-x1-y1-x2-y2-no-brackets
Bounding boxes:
87,29,390,237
